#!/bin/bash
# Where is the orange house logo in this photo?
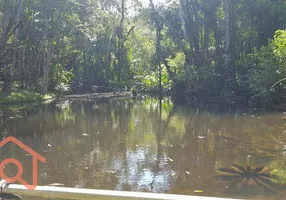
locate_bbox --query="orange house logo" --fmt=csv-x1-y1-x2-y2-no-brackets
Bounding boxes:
0,137,46,190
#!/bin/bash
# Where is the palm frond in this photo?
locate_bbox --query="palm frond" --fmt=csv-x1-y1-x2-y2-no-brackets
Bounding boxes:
215,164,280,192
252,166,266,173
216,167,242,175
230,164,247,173
216,175,241,181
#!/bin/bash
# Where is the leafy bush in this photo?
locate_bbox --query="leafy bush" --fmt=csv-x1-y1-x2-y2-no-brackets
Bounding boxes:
134,65,173,94
55,83,71,96
238,30,286,108
0,90,54,104
54,63,74,95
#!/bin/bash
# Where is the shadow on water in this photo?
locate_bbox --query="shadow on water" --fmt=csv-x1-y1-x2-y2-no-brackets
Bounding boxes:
171,95,266,115
215,164,286,197
1,96,286,199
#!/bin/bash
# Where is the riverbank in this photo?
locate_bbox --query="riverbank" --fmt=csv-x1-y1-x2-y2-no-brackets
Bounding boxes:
0,90,54,104
0,91,133,112
62,92,132,99
0,90,133,106
0,90,133,104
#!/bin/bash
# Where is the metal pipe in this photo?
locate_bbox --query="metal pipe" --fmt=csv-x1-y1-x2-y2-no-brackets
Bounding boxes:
1,183,243,200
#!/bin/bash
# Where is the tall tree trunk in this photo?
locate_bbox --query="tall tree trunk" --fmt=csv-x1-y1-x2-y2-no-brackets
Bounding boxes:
179,0,201,67
201,27,210,68
224,0,236,84
20,47,26,88
2,0,23,95
105,52,112,80
163,60,174,80
150,0,163,96
3,59,13,96
73,56,80,87
157,28,162,96
192,2,201,67
0,0,22,96
42,40,53,94
82,35,89,85
116,0,125,83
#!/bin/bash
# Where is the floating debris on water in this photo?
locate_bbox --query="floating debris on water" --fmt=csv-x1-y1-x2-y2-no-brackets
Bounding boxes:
106,171,116,174
47,183,65,186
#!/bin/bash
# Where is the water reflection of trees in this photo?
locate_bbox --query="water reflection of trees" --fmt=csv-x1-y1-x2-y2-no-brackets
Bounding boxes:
2,97,286,198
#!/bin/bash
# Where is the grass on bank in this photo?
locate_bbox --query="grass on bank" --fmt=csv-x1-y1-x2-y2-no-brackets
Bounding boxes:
0,90,55,104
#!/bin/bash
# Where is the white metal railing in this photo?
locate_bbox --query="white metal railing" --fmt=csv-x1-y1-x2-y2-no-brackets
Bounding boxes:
0,180,243,200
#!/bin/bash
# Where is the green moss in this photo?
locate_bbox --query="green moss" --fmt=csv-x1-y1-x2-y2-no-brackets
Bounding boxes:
270,169,286,185
0,90,55,104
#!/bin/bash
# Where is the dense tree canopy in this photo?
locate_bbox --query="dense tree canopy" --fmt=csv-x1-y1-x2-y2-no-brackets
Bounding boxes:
1,0,286,109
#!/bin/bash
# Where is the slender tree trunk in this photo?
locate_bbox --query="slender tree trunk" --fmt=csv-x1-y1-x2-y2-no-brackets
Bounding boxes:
82,35,89,85
3,59,13,96
163,60,174,80
192,3,201,67
157,28,162,96
105,52,111,80
20,47,26,88
116,0,125,83
179,0,201,67
224,0,231,68
2,0,23,95
42,40,53,94
73,56,80,87
34,45,41,88
213,24,222,62
150,0,163,96
203,25,210,63
224,0,236,84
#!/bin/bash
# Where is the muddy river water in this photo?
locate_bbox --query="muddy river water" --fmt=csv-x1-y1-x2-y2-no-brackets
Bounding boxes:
1,96,286,200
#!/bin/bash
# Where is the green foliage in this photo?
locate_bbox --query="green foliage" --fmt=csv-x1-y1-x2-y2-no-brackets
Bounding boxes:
134,65,172,94
55,83,71,96
273,30,286,63
54,64,75,85
167,52,185,76
1,0,286,108
237,30,286,107
0,90,54,104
